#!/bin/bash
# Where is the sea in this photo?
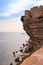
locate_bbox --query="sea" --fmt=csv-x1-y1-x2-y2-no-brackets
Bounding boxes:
0,32,29,65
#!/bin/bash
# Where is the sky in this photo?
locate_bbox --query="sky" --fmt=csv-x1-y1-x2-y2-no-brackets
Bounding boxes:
0,0,43,32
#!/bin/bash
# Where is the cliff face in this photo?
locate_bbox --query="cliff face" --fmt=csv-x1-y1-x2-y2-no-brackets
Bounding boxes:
21,5,43,52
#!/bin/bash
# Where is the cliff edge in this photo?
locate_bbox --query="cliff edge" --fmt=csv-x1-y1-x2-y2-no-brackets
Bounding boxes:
20,5,43,65
21,5,43,52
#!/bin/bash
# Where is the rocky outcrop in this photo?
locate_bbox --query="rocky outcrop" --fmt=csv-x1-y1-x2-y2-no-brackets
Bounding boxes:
21,5,43,52
21,47,43,65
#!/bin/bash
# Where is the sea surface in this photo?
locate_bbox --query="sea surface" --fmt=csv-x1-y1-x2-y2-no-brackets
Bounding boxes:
0,32,29,65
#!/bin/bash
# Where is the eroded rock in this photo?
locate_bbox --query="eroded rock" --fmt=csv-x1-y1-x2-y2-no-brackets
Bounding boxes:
21,5,43,52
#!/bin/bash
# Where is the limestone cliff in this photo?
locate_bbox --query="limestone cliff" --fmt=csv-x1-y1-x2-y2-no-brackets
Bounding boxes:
21,5,43,52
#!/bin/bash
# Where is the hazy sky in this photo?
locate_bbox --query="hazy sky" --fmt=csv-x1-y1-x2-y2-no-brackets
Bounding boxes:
0,0,43,32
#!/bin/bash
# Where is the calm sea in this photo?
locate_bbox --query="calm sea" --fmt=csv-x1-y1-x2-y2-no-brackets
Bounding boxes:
0,32,29,65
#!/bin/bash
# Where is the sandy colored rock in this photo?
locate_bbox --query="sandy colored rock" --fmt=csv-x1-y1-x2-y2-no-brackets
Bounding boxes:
21,5,43,52
24,10,32,20
31,6,43,18
21,5,43,65
28,21,43,28
21,47,43,65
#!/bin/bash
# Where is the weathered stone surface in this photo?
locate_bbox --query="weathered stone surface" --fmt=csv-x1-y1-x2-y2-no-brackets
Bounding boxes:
21,5,43,52
25,10,32,20
21,47,43,65
28,21,43,28
31,6,43,18
21,5,43,65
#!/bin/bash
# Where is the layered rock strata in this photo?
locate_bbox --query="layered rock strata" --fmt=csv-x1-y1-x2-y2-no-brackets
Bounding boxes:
21,5,43,52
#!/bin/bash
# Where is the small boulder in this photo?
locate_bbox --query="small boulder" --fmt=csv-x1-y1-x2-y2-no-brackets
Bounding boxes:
10,63,13,65
15,57,19,62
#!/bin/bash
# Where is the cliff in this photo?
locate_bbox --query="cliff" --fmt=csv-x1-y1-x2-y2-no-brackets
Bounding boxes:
21,5,43,52
20,5,43,65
